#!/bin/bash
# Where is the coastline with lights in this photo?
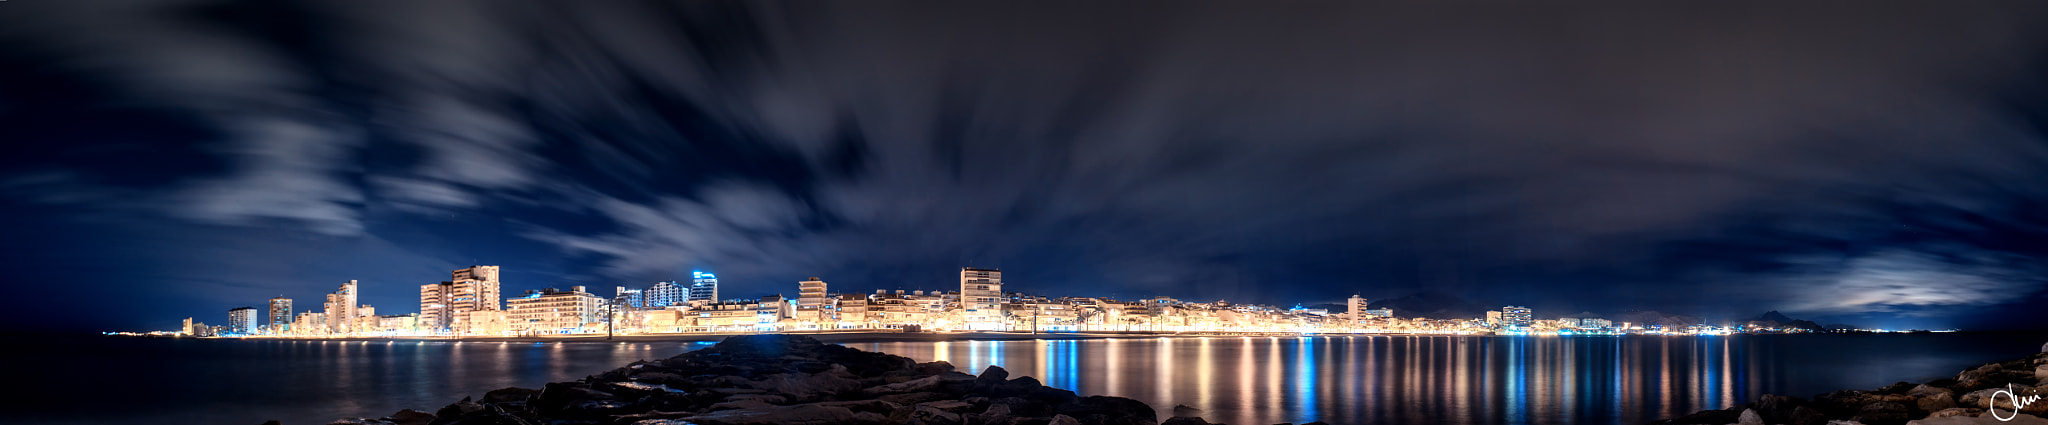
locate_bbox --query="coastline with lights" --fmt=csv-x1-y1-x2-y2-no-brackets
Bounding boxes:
136,265,1940,342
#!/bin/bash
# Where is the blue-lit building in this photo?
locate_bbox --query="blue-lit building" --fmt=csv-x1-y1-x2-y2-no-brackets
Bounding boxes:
648,281,685,307
227,306,259,335
1502,306,1533,329
614,286,644,308
689,271,718,303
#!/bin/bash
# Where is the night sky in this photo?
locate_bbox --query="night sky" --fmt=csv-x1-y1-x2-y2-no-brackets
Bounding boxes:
4,1,2047,333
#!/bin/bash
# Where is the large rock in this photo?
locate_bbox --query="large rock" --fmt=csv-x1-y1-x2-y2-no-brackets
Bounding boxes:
1735,408,1765,425
865,375,943,396
1919,392,1958,412
677,404,861,425
1854,401,1910,425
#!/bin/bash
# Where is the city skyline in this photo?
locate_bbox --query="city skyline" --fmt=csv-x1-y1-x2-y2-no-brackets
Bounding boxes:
5,2,2048,334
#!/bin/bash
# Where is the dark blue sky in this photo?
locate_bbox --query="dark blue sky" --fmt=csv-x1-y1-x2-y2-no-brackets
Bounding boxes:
4,1,2047,332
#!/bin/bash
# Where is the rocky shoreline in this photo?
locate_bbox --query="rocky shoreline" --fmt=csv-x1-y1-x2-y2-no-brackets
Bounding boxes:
320,334,1275,425
1654,348,2048,425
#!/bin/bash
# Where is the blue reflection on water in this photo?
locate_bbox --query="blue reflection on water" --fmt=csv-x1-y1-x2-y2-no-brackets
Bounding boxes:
1296,336,1317,421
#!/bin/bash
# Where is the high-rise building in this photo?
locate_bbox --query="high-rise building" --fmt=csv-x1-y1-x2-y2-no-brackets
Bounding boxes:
422,266,504,333
420,281,452,331
1345,295,1369,323
648,280,684,307
960,267,1003,328
615,286,645,308
268,297,293,334
1502,306,1533,328
689,271,719,302
450,266,502,333
797,277,828,321
507,286,605,335
323,280,359,335
228,307,259,335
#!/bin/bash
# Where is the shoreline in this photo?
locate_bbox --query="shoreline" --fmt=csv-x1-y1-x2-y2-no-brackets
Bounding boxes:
1655,347,2048,425
139,330,2044,346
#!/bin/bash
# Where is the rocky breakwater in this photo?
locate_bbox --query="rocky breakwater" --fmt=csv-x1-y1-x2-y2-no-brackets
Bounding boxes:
1653,350,2048,425
327,334,1239,425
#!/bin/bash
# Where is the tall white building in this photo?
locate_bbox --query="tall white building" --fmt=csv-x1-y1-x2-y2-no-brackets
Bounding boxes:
268,297,293,334
689,271,719,302
323,280,359,335
507,286,605,335
227,307,259,335
960,267,1003,328
1345,295,1369,323
797,277,828,321
648,280,685,307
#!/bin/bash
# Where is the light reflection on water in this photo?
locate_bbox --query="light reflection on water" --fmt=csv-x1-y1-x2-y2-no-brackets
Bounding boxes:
855,333,2048,425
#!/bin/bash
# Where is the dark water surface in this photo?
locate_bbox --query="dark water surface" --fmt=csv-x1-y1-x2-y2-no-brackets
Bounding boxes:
5,333,2043,424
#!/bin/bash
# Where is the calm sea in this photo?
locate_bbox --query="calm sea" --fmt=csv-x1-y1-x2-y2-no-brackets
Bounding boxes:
5,332,2044,425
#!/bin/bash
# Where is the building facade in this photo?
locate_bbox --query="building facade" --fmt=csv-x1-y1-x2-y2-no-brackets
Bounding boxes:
797,277,829,322
323,280,359,334
614,286,644,308
648,280,684,307
227,307,259,335
689,271,719,302
268,297,293,334
960,267,1004,328
506,286,605,335
1502,306,1533,329
420,266,504,333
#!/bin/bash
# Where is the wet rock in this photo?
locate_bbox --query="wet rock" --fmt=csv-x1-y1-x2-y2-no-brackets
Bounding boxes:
1790,406,1828,425
1055,395,1159,425
1757,394,1807,423
879,391,952,405
1046,414,1081,425
681,404,860,425
1918,392,1957,412
1162,418,1212,425
387,409,436,425
707,398,778,411
866,375,943,395
1653,407,1738,424
1909,385,1955,399
1853,401,1909,425
975,365,1011,388
1736,408,1765,425
916,361,958,376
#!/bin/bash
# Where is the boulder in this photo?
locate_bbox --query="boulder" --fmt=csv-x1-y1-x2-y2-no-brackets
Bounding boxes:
1790,406,1828,425
976,365,1011,387
1735,408,1765,425
865,375,943,396
1757,394,1806,423
1909,385,1955,399
1853,401,1910,425
1047,414,1081,425
678,404,859,425
1878,382,1917,395
1173,404,1204,418
387,409,436,425
1919,392,1957,412
1162,418,1212,425
1924,408,1978,418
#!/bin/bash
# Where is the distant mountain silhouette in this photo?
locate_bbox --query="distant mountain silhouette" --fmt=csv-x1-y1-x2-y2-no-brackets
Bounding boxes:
1747,310,1828,331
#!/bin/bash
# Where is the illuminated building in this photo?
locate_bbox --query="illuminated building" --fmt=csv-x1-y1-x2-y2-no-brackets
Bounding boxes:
648,280,684,307
506,286,605,335
1502,306,1533,328
267,297,293,334
323,280,359,334
690,271,719,302
227,307,258,335
960,267,1003,329
420,266,504,333
798,277,829,321
614,286,644,308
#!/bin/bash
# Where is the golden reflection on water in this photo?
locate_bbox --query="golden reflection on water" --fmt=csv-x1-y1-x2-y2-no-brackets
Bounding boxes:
865,335,1794,425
